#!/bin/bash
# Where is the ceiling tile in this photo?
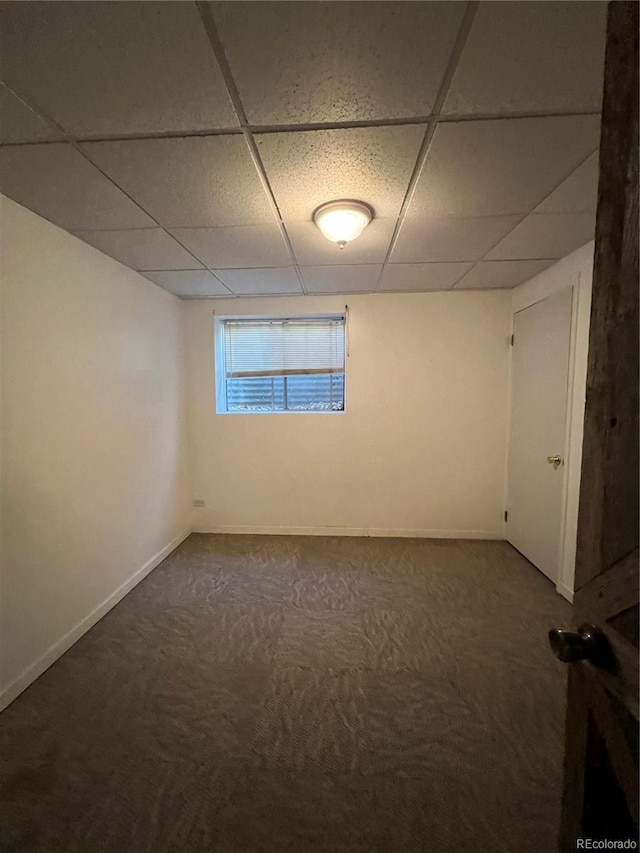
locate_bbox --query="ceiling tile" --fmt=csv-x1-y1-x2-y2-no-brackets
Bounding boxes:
443,1,607,116
379,263,473,292
410,116,601,219
170,225,290,269
141,270,232,299
212,268,302,296
0,85,64,144
486,213,595,261
0,2,237,136
72,229,203,271
0,143,153,230
287,219,395,266
82,137,274,228
391,214,521,263
537,152,599,214
257,125,425,223
454,260,555,290
214,1,464,124
300,265,382,294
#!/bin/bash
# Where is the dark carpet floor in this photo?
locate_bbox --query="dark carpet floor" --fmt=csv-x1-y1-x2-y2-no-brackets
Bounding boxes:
1,534,571,852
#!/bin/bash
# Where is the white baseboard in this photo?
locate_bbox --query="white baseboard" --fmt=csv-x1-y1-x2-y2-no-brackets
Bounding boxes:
0,526,191,713
556,582,575,603
193,524,503,540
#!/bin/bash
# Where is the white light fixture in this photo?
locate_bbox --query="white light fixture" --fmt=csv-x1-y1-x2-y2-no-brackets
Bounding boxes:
312,200,373,249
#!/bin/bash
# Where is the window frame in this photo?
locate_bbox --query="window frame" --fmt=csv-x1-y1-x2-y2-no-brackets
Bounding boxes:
213,313,347,415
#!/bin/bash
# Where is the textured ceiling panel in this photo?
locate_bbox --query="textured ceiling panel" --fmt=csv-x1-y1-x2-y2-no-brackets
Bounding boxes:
171,224,291,269
0,2,607,298
486,213,595,261
391,214,521,263
287,219,395,266
72,229,203,271
141,270,232,298
0,143,153,230
409,116,601,219
0,85,64,144
213,1,464,125
212,268,302,296
258,125,425,223
0,2,237,136
454,260,555,290
82,137,274,228
443,1,607,116
536,152,600,214
379,262,473,292
300,265,382,294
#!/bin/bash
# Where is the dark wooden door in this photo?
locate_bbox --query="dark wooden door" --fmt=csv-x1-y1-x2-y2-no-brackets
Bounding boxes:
551,2,639,849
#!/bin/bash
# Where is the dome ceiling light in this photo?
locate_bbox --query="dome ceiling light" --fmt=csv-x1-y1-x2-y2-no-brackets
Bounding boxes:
312,200,373,249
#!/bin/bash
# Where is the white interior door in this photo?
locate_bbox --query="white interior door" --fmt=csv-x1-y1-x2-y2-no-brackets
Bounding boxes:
507,287,573,582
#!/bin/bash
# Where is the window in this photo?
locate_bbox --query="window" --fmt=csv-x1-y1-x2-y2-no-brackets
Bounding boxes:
215,316,346,414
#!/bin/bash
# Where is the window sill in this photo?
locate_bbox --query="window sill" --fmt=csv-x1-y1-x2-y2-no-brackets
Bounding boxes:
215,409,347,416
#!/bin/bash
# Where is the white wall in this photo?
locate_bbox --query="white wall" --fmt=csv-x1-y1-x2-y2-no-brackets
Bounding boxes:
510,242,594,600
184,290,512,538
0,196,191,708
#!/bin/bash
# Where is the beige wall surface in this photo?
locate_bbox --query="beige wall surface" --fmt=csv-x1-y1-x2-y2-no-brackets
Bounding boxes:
0,195,191,706
184,289,512,538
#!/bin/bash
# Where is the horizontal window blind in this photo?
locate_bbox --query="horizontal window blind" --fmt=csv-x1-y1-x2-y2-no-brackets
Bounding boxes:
224,318,345,377
222,317,345,412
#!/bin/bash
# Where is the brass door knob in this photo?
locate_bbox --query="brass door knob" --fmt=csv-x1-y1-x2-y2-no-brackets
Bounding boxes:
547,454,563,469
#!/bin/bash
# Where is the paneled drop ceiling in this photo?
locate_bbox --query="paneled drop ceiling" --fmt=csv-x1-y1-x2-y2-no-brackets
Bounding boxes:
0,1,607,298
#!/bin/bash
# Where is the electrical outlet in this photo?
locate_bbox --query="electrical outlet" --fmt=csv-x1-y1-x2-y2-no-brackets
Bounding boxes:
192,499,205,508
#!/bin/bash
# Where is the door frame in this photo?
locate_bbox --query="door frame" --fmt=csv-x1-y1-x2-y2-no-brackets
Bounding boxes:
504,242,594,601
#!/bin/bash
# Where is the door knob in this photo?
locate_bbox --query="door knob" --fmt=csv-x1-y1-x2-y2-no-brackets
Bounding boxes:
548,624,614,668
547,454,563,469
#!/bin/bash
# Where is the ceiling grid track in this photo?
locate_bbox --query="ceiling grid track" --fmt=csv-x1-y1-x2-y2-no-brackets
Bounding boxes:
464,145,602,281
0,99,601,151
0,82,236,296
374,0,480,291
196,0,308,296
0,2,606,298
